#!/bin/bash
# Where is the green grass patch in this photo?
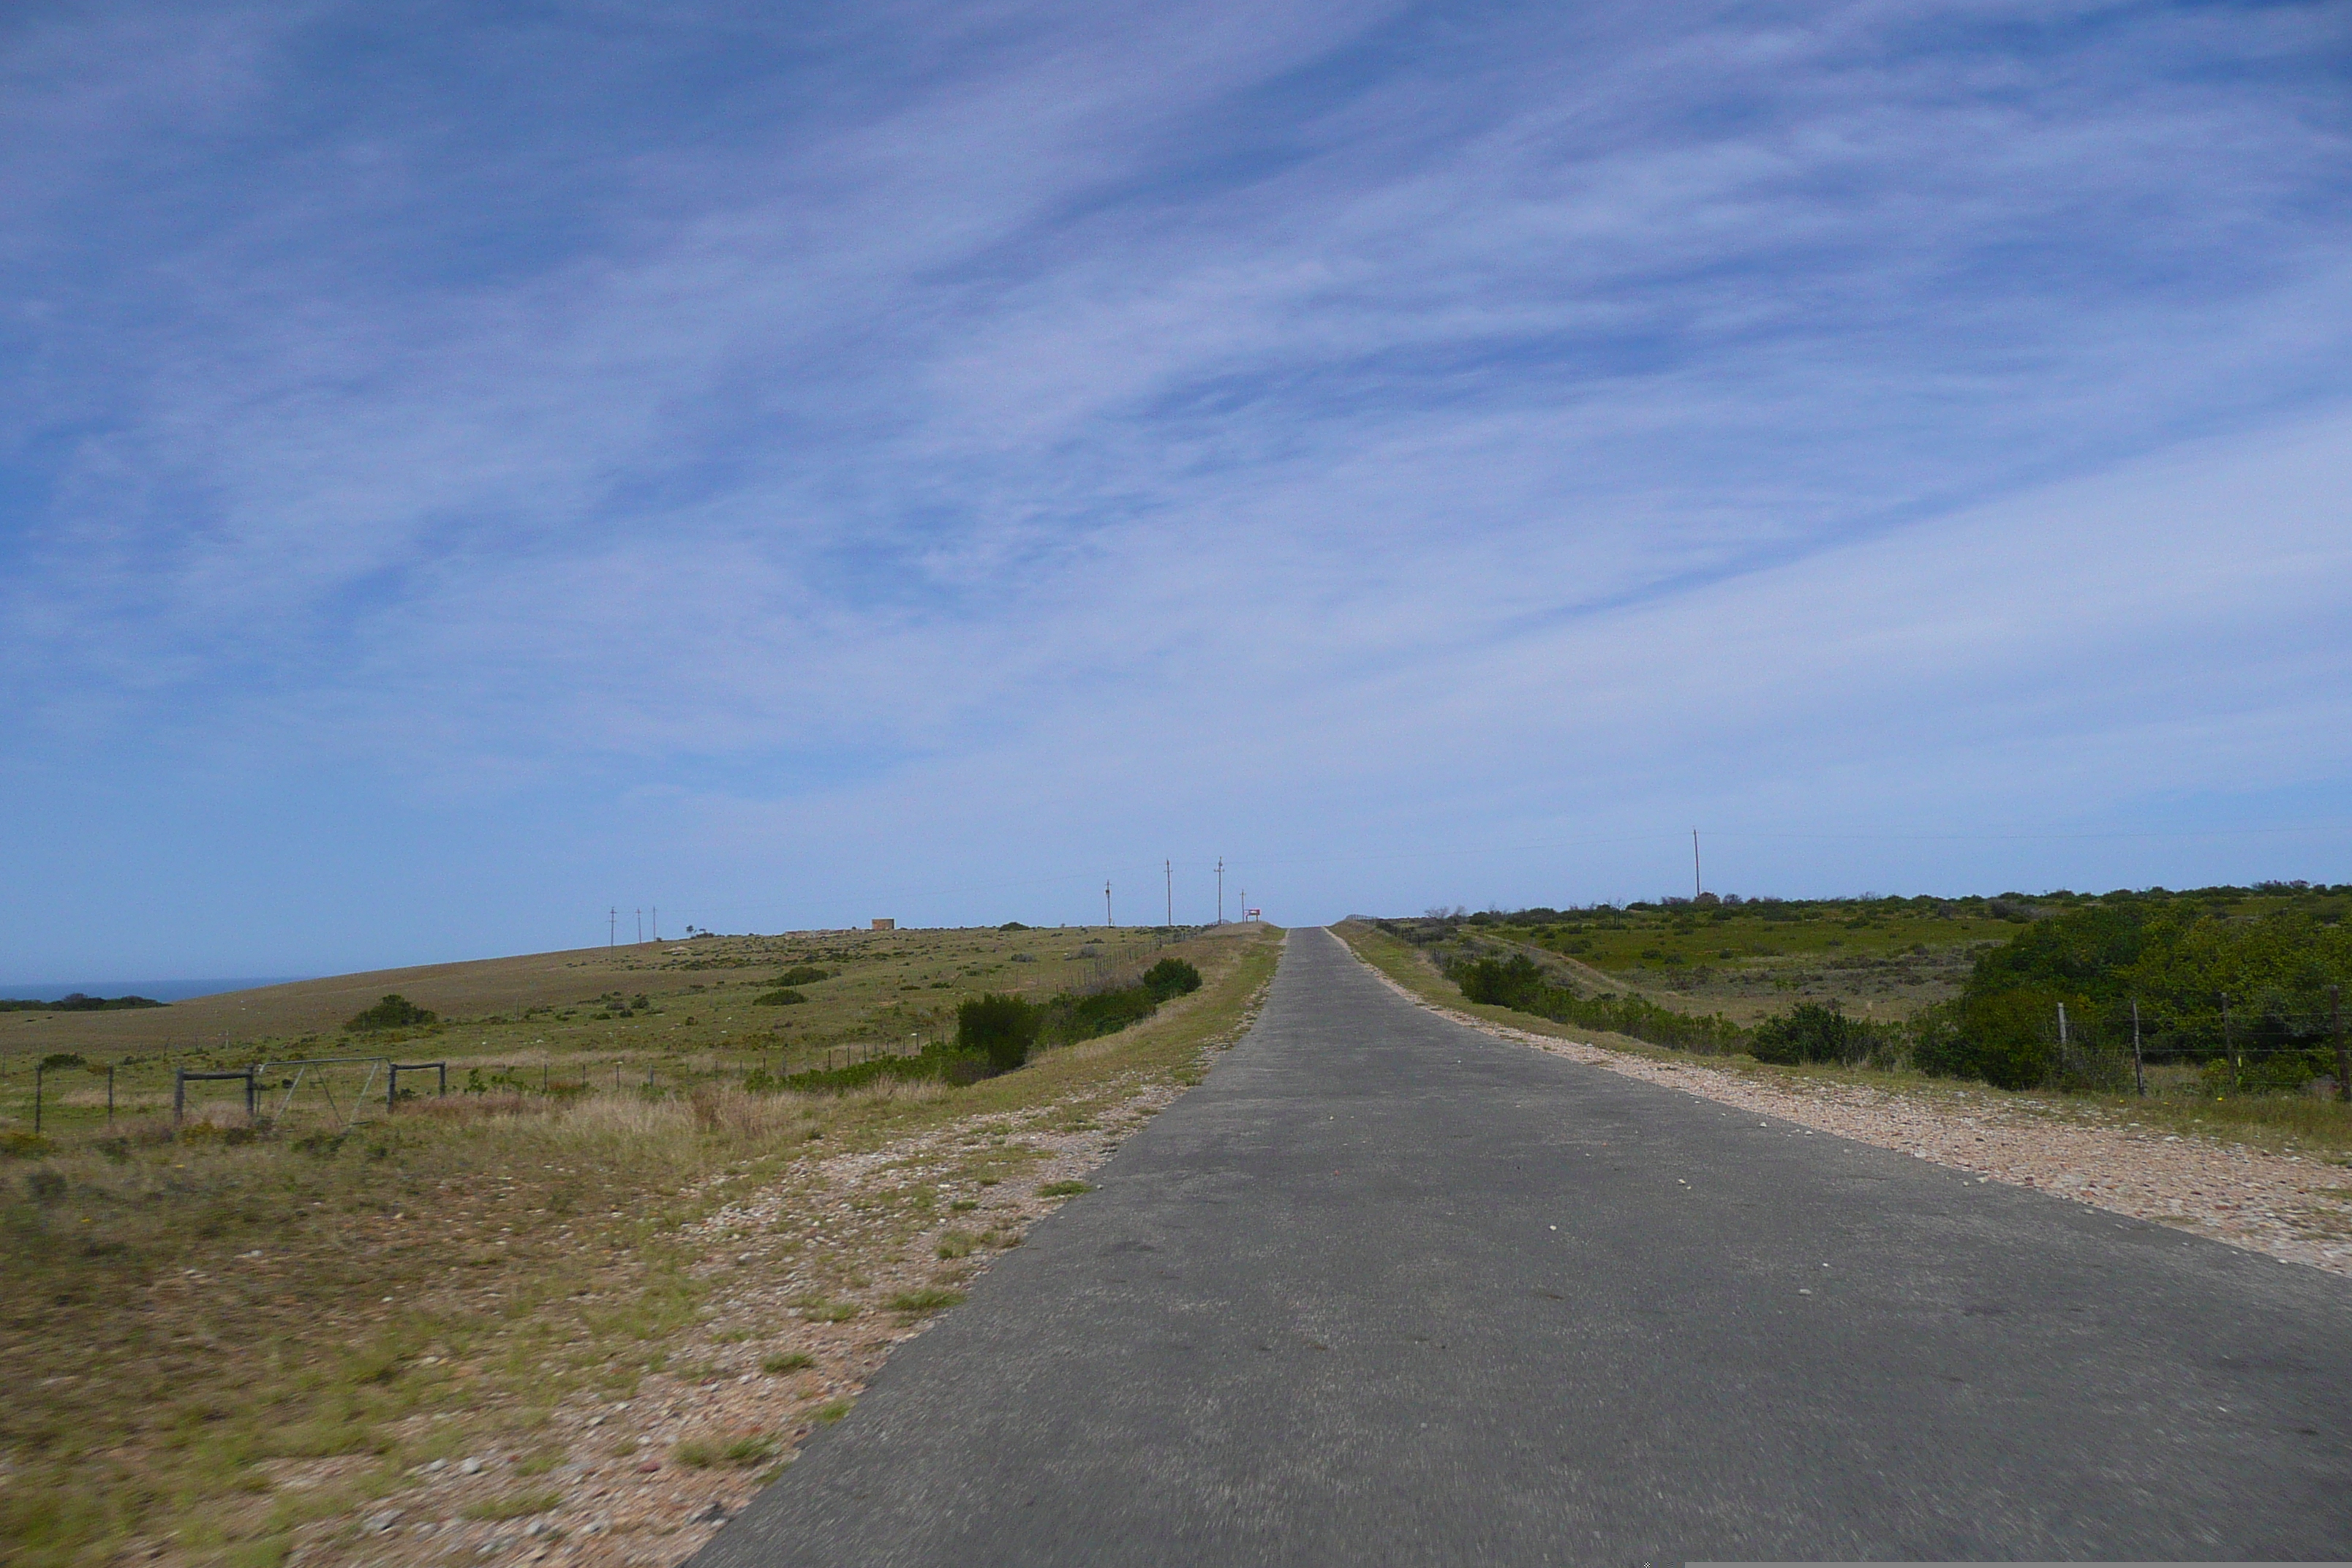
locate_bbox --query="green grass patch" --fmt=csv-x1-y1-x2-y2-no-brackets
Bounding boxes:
459,1490,563,1522
674,1433,777,1469
886,1287,965,1313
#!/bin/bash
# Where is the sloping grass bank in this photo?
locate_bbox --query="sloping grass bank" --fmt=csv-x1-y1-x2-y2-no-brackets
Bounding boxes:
1,927,1281,1568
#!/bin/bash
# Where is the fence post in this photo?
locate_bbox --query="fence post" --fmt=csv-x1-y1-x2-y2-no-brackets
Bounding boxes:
174,1068,186,1121
33,1063,43,1135
2334,986,2346,1106
244,1069,257,1120
2221,993,2235,1088
2131,1000,2144,1098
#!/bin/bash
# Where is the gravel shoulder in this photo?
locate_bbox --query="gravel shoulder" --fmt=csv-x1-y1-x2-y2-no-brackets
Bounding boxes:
1335,925,2352,1280
267,934,1281,1568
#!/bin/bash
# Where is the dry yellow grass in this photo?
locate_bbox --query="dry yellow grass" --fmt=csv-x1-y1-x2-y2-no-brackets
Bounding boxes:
0,923,1281,1568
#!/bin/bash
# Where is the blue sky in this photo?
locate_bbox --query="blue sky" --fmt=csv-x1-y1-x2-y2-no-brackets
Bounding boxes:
4,0,2349,980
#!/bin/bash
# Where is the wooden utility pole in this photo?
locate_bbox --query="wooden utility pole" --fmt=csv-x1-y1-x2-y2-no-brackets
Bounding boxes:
1215,858,1225,925
1165,860,1173,930
1692,829,1702,900
1104,881,1113,929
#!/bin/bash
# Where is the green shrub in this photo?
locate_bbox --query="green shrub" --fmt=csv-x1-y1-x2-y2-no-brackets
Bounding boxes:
1049,987,1158,1041
777,1045,992,1093
753,988,808,1006
344,994,437,1031
1749,1003,1880,1066
1447,954,1746,1053
1455,954,1545,1010
1911,992,2059,1089
957,994,1039,1073
1141,958,1202,1000
770,966,831,987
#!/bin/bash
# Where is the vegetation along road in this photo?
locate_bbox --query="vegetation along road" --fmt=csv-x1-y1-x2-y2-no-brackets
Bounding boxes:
699,926,2352,1564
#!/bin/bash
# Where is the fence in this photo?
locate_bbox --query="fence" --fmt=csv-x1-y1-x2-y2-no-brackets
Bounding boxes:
2043,987,2348,1098
3,1037,932,1142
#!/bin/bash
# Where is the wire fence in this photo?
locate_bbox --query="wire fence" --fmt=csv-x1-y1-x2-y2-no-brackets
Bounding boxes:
2043,989,2351,1097
0,1034,949,1145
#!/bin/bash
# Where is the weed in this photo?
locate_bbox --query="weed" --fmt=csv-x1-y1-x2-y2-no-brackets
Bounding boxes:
460,1490,564,1521
795,1300,859,1323
761,1352,815,1374
813,1400,852,1424
1038,1180,1092,1197
935,1230,979,1259
886,1287,965,1314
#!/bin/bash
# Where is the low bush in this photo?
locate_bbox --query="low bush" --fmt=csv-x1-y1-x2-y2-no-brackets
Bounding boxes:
776,1047,983,1094
345,994,437,1031
753,988,808,1006
1912,992,2061,1090
1142,958,1202,1000
958,994,1041,1073
1448,954,1747,1054
1748,1003,1894,1067
1044,987,1158,1041
769,966,830,987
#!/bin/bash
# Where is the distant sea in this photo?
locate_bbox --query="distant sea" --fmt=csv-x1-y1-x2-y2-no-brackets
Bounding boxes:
0,979,310,1004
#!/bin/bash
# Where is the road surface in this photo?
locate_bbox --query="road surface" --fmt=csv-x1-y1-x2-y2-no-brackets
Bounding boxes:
694,926,2352,1564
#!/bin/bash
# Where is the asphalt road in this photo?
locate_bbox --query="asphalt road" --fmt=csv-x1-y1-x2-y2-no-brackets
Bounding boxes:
695,927,2352,1565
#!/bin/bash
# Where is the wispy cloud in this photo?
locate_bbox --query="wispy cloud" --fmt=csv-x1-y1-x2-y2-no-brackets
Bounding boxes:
2,0,2348,970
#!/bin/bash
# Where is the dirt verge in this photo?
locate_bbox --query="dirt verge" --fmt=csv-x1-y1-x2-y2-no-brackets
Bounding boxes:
1343,938,2352,1281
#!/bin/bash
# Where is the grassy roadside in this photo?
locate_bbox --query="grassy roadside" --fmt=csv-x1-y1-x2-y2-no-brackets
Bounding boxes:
1,925,1283,1568
1331,918,2352,1163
